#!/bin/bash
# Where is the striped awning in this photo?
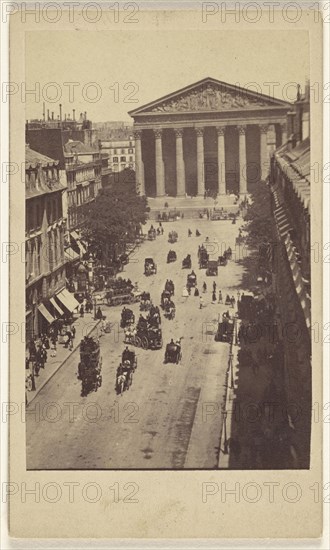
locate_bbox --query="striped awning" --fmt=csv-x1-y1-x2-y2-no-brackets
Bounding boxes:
56,289,80,313
50,297,64,316
273,206,293,239
38,303,56,324
65,247,80,262
284,236,311,329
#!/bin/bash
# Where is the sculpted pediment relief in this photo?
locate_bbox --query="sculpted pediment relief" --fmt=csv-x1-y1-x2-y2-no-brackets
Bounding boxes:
150,84,272,113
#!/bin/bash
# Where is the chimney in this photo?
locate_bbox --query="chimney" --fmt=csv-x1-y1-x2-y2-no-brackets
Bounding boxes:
51,111,54,120
84,111,87,120
59,103,62,121
47,109,50,120
43,102,45,121
73,109,75,121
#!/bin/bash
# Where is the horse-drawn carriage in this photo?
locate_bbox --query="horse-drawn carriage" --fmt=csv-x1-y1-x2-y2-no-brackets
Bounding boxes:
164,300,175,320
148,227,157,240
214,318,234,342
120,307,135,328
161,289,171,308
168,230,178,243
164,339,182,364
167,250,177,263
224,247,232,260
106,278,137,307
144,257,157,276
182,254,192,269
115,348,137,395
186,271,197,289
77,336,102,396
199,247,209,269
135,325,163,350
206,260,218,276
147,305,161,326
140,291,152,311
165,279,175,296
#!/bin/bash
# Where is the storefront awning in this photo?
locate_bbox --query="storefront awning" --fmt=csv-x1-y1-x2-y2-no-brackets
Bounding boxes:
76,240,87,255
50,297,64,316
56,288,80,313
38,303,56,324
273,206,293,239
65,247,80,262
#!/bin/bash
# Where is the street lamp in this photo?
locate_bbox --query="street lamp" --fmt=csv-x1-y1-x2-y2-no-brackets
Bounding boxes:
223,410,228,454
228,351,234,390
234,314,239,345
94,294,100,320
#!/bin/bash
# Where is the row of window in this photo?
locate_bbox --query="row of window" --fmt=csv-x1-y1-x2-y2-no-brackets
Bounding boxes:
26,230,64,280
112,148,134,155
112,156,134,163
26,195,63,233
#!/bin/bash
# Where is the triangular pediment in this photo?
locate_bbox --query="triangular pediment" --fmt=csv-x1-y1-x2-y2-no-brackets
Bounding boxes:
129,77,291,116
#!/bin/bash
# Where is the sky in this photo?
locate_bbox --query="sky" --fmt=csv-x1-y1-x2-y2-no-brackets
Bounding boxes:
25,29,310,123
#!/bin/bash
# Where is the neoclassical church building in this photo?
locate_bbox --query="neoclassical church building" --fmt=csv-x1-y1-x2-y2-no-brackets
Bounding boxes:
129,77,292,197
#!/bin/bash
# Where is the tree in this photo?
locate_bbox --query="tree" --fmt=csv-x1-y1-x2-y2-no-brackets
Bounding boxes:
243,181,274,247
82,173,149,265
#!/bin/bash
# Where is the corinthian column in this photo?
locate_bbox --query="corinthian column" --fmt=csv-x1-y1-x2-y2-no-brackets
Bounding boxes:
238,125,247,195
216,126,226,195
260,124,269,181
174,128,185,197
133,130,145,195
154,129,165,197
195,127,205,196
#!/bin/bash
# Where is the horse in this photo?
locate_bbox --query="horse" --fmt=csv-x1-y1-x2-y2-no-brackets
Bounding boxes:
116,372,127,396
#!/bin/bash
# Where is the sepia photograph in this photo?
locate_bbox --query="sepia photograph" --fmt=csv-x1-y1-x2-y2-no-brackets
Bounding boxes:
5,3,326,541
23,27,313,471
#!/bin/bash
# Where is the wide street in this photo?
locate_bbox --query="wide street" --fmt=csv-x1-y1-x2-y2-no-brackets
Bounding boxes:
27,217,246,469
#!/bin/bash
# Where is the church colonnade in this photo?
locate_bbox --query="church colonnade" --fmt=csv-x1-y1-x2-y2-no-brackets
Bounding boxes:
134,122,287,197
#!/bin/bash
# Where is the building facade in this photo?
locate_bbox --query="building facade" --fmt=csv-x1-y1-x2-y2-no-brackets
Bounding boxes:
129,77,292,197
26,110,104,277
100,133,135,173
269,82,311,467
25,146,67,340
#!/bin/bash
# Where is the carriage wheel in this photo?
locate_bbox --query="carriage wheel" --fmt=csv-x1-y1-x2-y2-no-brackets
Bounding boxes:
141,336,149,350
134,336,142,348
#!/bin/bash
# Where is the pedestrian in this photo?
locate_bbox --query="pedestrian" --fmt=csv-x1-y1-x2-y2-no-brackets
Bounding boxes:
199,296,204,309
237,290,241,301
80,304,84,317
231,295,236,308
218,290,223,304
212,290,217,303
71,325,76,340
194,287,199,297
187,285,191,295
213,281,217,292
65,329,72,349
203,281,207,293
50,336,57,357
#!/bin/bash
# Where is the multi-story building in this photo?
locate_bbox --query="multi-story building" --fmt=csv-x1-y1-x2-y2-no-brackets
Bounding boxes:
269,81,311,467
64,139,102,229
100,129,135,173
25,146,67,339
26,108,105,277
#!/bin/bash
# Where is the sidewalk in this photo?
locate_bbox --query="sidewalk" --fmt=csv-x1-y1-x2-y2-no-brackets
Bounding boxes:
26,313,100,406
218,321,291,469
